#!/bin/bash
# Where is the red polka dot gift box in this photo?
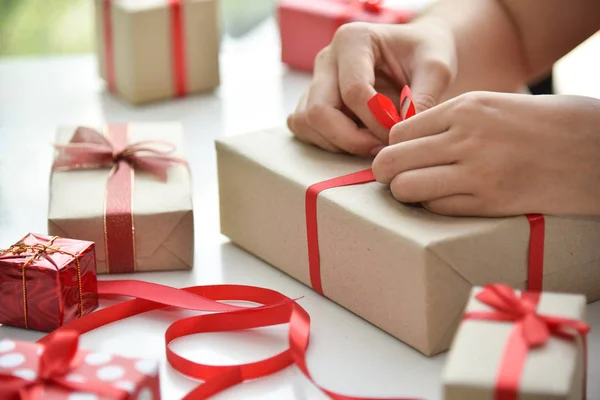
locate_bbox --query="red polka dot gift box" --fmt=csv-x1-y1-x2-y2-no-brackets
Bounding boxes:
0,334,161,399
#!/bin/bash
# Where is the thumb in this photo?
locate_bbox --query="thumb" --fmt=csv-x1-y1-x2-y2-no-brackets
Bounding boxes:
409,59,453,113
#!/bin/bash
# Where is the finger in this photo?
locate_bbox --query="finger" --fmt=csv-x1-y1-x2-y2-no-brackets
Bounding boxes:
334,25,390,143
389,105,451,145
389,165,469,203
306,106,384,156
305,45,384,156
288,111,343,153
372,133,457,184
410,58,453,113
423,195,489,217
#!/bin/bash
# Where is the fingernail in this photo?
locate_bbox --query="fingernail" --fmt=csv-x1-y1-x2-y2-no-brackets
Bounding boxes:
370,145,385,156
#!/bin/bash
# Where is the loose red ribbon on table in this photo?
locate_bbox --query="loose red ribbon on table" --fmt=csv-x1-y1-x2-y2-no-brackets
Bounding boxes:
306,86,546,297
53,126,187,273
103,0,188,96
464,284,589,400
34,279,419,400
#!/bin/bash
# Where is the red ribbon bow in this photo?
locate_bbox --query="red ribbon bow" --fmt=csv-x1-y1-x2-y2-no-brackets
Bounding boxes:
464,284,589,400
357,0,383,13
0,331,125,400
53,126,186,182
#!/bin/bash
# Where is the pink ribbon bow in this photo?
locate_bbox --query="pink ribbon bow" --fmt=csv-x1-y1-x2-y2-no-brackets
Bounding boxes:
53,126,187,182
464,284,589,400
0,331,125,400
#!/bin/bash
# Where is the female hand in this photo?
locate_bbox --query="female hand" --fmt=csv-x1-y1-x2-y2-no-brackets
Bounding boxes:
287,20,457,157
372,92,600,217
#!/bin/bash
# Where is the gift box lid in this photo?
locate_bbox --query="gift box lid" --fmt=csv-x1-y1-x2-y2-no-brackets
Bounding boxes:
0,234,94,272
216,129,600,288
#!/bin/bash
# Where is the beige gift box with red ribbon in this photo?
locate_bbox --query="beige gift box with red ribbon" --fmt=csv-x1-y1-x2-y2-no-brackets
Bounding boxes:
94,0,220,104
48,123,194,274
443,285,587,400
216,127,600,356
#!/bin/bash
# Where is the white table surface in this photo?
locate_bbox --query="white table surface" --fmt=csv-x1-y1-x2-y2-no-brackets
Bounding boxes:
1,19,600,400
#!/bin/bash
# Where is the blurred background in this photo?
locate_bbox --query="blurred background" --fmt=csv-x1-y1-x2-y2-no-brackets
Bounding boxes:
1,0,597,97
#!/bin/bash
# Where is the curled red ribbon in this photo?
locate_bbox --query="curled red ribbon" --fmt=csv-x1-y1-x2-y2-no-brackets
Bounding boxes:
103,0,188,97
53,125,187,274
464,284,589,400
37,280,420,399
0,330,126,400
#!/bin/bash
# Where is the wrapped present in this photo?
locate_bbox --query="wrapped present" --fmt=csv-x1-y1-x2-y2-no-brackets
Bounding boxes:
216,128,600,356
93,0,220,104
0,234,98,332
442,284,588,400
278,0,414,71
48,123,194,274
0,331,160,399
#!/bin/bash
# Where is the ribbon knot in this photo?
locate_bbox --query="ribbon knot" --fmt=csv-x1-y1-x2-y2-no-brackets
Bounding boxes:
468,284,590,349
359,0,383,13
52,126,187,182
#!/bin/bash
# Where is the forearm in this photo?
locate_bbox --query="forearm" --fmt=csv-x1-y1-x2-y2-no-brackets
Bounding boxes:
416,0,528,97
415,0,600,98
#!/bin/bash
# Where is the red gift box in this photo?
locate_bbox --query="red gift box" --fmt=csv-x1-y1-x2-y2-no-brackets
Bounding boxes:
0,334,160,399
0,234,98,332
278,0,414,71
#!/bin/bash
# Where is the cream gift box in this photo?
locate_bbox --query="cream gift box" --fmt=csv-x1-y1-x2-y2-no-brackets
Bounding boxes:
48,123,194,274
216,128,600,356
442,285,587,400
94,0,220,104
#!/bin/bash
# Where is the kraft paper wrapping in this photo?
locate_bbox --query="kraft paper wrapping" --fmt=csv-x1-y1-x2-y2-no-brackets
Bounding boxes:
94,0,220,104
216,128,600,356
443,287,586,400
48,123,194,274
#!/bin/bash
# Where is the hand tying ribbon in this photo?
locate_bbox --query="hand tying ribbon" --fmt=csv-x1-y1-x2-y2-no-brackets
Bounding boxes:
0,330,126,400
0,235,84,329
53,125,187,274
464,284,589,400
305,86,416,295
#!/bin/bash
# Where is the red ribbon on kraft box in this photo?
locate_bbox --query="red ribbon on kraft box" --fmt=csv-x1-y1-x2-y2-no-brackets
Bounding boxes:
53,125,187,274
464,284,589,400
102,0,188,97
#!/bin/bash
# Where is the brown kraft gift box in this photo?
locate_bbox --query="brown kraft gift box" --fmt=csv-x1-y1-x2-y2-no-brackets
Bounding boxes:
48,122,194,274
216,128,600,356
443,286,586,400
94,0,220,104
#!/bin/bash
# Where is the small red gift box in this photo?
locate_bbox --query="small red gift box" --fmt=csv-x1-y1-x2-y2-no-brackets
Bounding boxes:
0,234,98,332
0,333,160,399
278,0,414,71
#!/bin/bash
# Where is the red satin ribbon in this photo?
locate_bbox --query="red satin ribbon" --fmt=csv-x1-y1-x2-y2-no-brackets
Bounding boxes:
305,87,414,295
102,0,116,93
37,280,420,399
464,284,589,400
104,124,136,274
103,0,188,97
169,0,188,97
